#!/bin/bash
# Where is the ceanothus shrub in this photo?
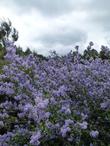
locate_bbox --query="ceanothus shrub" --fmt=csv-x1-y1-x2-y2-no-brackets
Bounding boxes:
0,40,110,146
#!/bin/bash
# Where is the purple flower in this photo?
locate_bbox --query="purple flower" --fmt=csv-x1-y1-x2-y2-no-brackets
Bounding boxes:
60,126,71,137
30,131,41,146
78,121,88,130
90,130,99,138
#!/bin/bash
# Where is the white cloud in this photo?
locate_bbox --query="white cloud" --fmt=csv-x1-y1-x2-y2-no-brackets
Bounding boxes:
0,0,109,55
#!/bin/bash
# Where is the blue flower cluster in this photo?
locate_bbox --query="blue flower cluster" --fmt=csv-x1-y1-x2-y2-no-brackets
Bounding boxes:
0,40,110,146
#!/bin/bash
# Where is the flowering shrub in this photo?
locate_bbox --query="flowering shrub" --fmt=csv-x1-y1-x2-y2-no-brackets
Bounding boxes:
0,40,110,146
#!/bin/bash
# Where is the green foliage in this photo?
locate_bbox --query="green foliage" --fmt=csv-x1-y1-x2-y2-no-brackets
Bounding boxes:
9,133,31,146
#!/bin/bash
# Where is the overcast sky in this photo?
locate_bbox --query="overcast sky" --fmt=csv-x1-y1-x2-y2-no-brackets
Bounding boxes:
0,0,110,55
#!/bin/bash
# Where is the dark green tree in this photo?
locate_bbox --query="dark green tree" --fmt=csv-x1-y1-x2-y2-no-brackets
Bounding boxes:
99,45,110,60
83,41,99,60
16,46,25,56
0,19,18,47
24,47,32,56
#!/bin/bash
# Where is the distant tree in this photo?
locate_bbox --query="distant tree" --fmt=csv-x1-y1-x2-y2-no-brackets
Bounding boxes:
16,46,25,56
83,41,98,60
24,48,32,56
38,54,48,61
0,19,18,47
33,51,47,61
73,45,79,57
99,45,110,60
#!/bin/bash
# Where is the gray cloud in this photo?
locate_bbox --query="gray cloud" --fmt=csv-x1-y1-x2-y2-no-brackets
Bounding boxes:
16,0,74,16
86,0,110,31
0,0,89,16
38,29,87,47
88,0,110,11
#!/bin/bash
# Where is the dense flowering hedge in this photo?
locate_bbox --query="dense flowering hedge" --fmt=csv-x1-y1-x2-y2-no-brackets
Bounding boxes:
0,41,110,146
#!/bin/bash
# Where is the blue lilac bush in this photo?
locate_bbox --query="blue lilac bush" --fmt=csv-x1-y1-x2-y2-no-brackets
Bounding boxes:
0,40,110,146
